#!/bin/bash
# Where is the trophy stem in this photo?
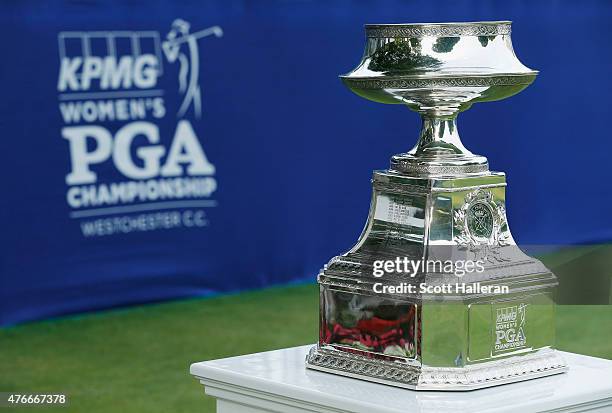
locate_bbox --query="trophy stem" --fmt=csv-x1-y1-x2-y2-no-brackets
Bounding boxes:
389,114,489,176
411,115,471,158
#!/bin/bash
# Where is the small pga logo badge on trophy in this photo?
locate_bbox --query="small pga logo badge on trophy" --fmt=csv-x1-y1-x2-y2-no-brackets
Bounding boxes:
305,21,568,391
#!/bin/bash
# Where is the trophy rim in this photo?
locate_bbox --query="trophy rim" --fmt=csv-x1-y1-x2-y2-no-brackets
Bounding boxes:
364,21,513,38
365,20,512,28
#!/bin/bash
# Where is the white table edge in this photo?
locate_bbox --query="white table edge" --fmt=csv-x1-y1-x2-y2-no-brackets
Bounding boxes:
190,345,612,413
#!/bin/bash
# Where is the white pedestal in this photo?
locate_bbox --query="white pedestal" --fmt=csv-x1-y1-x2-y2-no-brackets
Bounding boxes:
190,345,612,413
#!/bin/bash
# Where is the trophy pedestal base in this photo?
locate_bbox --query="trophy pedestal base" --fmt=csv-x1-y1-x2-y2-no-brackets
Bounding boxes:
190,345,612,413
305,345,568,391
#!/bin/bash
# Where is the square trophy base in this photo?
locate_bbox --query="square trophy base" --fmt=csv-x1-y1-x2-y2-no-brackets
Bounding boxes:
306,170,568,391
306,345,568,391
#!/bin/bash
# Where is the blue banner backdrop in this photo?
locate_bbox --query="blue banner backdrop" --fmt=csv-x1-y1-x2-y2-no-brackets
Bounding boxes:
1,1,611,325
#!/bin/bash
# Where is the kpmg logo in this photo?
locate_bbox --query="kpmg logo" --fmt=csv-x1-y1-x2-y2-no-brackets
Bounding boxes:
494,304,527,354
57,20,223,237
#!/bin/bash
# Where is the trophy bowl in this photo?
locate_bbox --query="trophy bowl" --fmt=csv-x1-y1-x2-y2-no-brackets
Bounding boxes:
341,21,537,176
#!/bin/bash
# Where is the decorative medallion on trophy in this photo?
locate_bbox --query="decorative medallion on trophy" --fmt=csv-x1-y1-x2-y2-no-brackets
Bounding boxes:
305,21,568,391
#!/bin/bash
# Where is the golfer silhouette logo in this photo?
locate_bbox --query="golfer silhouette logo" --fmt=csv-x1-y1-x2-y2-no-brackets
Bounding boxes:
162,19,223,119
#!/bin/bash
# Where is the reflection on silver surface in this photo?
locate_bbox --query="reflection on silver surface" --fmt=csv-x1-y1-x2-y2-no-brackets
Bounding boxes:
306,21,568,390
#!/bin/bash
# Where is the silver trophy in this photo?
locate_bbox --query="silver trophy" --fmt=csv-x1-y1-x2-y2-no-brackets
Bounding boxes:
306,21,568,391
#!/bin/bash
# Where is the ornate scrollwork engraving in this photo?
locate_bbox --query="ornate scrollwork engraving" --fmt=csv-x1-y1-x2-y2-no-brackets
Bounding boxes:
307,346,567,390
306,346,420,385
390,159,489,176
365,22,512,38
342,75,533,90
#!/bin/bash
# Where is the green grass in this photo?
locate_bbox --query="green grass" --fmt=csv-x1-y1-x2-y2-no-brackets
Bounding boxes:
0,285,319,413
0,284,610,413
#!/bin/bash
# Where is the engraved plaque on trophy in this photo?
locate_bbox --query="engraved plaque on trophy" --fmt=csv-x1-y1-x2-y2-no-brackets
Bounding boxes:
305,21,568,391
